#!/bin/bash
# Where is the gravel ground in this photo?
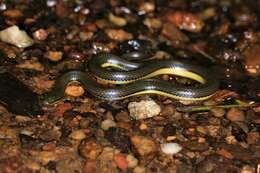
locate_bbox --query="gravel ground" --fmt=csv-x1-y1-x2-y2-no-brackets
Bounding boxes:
0,0,259,173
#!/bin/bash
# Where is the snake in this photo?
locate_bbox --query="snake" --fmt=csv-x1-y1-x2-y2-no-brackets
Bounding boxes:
42,53,219,104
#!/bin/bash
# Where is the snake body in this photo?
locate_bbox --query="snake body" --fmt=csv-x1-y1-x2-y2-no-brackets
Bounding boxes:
43,53,219,104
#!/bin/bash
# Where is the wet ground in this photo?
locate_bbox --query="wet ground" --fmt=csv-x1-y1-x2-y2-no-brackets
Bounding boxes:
0,0,259,173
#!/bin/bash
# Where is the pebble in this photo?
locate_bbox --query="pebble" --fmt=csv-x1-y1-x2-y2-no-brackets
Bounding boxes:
69,130,86,140
161,22,189,44
126,154,138,168
3,9,23,18
243,45,260,76
240,165,256,173
79,31,93,41
0,25,34,48
164,11,204,33
246,132,259,145
160,142,182,155
16,59,44,71
133,166,146,173
113,153,128,171
128,99,161,120
130,135,157,156
101,119,117,130
108,13,127,26
160,104,175,117
78,139,103,160
45,51,63,62
210,107,226,117
33,29,48,41
138,2,155,14
105,29,133,41
143,18,162,29
226,108,245,122
65,84,85,97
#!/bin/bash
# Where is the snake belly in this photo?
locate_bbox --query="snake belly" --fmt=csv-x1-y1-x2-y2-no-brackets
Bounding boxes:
42,53,219,104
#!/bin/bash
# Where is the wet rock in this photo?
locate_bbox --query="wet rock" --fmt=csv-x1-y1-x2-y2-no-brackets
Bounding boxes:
105,29,133,41
0,72,43,116
196,155,238,173
210,107,225,117
240,165,256,173
183,141,209,152
0,25,34,48
16,58,44,71
246,132,259,145
56,157,82,173
64,83,85,97
45,51,63,62
105,127,131,153
130,135,157,163
161,22,189,44
126,154,138,168
0,157,24,173
164,11,204,32
113,153,128,171
32,28,48,41
79,139,103,160
160,142,182,155
217,144,253,161
128,99,161,120
243,45,260,76
101,119,117,130
138,2,155,14
161,104,175,117
143,18,162,29
108,13,127,26
69,129,87,140
226,108,245,122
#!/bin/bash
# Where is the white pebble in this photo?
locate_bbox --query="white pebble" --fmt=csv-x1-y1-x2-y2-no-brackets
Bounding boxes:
160,143,182,155
128,99,161,120
0,25,34,48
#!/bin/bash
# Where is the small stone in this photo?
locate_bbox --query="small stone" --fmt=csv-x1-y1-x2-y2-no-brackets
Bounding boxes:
65,84,85,97
79,31,93,41
83,160,97,173
126,154,138,168
131,136,157,156
33,29,48,41
128,99,161,120
133,166,146,173
160,142,182,155
79,139,103,160
243,45,260,76
3,9,23,18
164,11,204,32
216,148,234,159
108,13,127,26
210,107,225,117
101,119,117,130
226,108,245,122
240,165,256,173
69,130,86,140
105,29,133,41
113,153,128,171
161,104,175,117
0,25,34,48
161,22,189,44
138,2,155,14
45,51,63,62
143,18,162,29
16,59,44,71
225,135,238,145
247,132,259,145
